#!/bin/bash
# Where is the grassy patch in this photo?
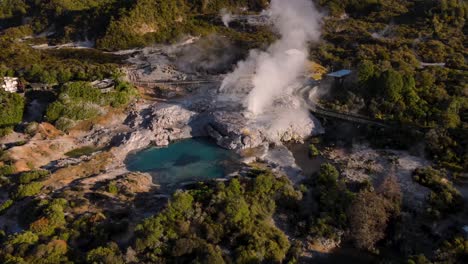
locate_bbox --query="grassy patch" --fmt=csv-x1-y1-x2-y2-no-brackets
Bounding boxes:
65,146,100,158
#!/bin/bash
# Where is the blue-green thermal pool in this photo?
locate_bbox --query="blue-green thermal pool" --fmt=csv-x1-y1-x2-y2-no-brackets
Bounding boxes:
125,138,238,190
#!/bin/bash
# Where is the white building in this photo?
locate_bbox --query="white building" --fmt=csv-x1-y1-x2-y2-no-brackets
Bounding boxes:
1,77,19,93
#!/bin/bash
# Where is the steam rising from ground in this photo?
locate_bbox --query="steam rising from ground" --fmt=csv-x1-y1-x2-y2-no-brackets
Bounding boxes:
220,8,233,28
220,0,322,115
174,35,242,74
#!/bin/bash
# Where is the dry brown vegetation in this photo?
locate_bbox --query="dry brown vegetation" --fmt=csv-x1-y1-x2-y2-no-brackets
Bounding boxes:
43,152,114,189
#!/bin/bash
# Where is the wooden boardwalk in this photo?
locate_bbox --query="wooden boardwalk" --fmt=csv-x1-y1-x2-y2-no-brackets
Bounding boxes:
309,106,391,128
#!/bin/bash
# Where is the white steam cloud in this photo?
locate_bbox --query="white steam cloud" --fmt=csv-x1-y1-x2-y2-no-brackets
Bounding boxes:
220,8,233,28
220,0,322,115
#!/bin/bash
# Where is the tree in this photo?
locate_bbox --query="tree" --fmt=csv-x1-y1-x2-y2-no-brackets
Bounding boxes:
18,170,48,184
9,231,39,245
377,175,402,214
86,243,124,264
379,69,404,102
358,59,376,85
308,144,320,158
0,199,13,214
14,182,43,199
0,91,25,127
348,190,389,251
30,240,68,263
317,163,339,186
0,0,28,19
107,181,118,195
441,98,463,129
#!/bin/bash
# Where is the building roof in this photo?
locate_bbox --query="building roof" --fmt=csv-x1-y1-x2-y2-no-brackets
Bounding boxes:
327,69,352,78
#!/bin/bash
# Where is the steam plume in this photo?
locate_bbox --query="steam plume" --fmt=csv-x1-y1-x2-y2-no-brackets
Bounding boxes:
220,0,322,115
220,8,233,28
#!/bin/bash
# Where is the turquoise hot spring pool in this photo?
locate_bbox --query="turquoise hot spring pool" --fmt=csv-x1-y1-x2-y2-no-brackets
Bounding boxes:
125,138,239,190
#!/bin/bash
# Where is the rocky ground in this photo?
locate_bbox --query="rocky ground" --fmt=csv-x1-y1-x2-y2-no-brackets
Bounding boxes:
324,144,431,208
0,37,326,238
2,37,324,191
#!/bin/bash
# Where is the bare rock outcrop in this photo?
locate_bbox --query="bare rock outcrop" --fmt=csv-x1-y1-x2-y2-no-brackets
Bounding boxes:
113,103,197,158
207,111,264,150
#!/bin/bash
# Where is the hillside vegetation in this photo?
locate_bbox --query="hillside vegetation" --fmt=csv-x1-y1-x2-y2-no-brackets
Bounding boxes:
0,1,467,263
0,0,269,50
315,0,467,171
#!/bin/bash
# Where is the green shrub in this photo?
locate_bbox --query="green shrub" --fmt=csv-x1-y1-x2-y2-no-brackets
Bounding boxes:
308,144,320,158
0,199,13,214
61,82,102,103
413,167,464,217
0,91,25,127
107,181,118,195
45,101,66,123
0,127,13,138
24,122,39,136
54,117,76,132
86,243,124,264
317,163,339,186
65,146,99,158
0,165,15,176
45,81,136,130
9,231,39,245
18,170,49,184
14,182,43,199
0,0,28,19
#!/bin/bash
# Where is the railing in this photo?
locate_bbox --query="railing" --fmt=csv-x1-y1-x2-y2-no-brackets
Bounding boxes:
309,106,391,128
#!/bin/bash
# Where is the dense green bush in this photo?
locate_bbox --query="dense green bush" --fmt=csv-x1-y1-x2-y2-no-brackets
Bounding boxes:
0,199,13,215
0,91,25,128
86,243,124,264
107,181,118,195
65,146,99,158
0,165,15,176
8,231,39,245
134,172,298,263
413,167,464,218
18,170,49,185
29,199,67,236
308,144,320,158
425,129,467,172
14,182,43,199
0,0,28,19
45,81,136,129
309,163,354,239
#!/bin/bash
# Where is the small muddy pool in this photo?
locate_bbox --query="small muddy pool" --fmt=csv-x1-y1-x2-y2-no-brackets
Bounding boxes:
287,139,327,177
125,138,239,191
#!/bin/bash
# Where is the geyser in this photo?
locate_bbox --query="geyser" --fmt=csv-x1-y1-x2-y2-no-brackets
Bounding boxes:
220,0,322,115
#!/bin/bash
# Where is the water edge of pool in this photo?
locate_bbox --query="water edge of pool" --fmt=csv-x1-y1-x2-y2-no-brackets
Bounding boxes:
125,138,240,191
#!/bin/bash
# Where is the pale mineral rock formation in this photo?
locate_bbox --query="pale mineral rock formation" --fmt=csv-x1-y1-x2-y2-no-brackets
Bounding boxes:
1,77,19,93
